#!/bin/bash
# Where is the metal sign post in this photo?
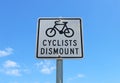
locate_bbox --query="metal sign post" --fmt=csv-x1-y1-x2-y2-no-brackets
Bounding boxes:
56,58,63,83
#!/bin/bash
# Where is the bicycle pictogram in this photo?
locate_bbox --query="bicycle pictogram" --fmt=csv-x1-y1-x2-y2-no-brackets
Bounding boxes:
46,20,74,38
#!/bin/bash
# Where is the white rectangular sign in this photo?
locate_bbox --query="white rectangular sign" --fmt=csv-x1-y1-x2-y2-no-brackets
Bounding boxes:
36,18,83,58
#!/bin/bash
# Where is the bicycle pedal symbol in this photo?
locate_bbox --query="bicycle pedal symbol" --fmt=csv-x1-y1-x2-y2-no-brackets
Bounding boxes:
46,20,74,38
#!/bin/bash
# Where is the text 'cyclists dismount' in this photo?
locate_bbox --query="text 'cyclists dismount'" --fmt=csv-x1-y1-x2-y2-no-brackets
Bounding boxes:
36,18,83,58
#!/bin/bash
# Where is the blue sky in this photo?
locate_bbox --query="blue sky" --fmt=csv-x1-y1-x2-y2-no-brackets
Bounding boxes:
0,0,120,83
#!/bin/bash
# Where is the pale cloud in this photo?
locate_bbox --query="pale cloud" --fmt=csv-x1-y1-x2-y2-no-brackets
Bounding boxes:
22,69,31,74
0,60,30,76
3,60,20,68
41,66,55,74
77,74,85,78
35,60,56,74
1,60,21,76
67,73,85,82
0,47,13,57
5,69,21,76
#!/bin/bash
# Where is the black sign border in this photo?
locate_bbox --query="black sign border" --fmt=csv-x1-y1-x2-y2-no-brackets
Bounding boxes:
36,18,84,59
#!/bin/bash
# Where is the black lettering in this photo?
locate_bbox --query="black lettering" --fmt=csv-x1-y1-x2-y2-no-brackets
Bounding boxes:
73,40,77,46
52,40,56,46
65,40,68,46
57,40,61,46
75,48,79,54
46,48,48,54
48,40,51,46
59,48,63,55
69,40,72,46
49,48,52,55
41,48,45,54
64,48,69,54
70,48,74,54
43,40,47,46
53,48,58,54
62,40,64,46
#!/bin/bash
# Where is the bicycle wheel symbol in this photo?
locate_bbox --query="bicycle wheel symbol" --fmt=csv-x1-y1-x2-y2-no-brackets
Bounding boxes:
64,28,74,38
46,28,56,37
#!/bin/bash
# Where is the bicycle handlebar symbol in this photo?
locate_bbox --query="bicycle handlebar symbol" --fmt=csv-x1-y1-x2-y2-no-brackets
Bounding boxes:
46,20,74,38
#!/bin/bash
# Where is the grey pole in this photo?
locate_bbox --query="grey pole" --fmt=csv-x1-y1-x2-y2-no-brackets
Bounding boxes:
56,58,63,83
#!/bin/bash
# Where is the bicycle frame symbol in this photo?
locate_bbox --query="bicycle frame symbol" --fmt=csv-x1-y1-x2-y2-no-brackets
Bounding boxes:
46,20,74,38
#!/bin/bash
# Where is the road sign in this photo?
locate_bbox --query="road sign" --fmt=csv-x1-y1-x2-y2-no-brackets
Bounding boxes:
36,18,83,58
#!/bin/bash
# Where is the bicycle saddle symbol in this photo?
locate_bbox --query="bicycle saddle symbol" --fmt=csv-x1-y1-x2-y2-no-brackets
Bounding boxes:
46,20,74,38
